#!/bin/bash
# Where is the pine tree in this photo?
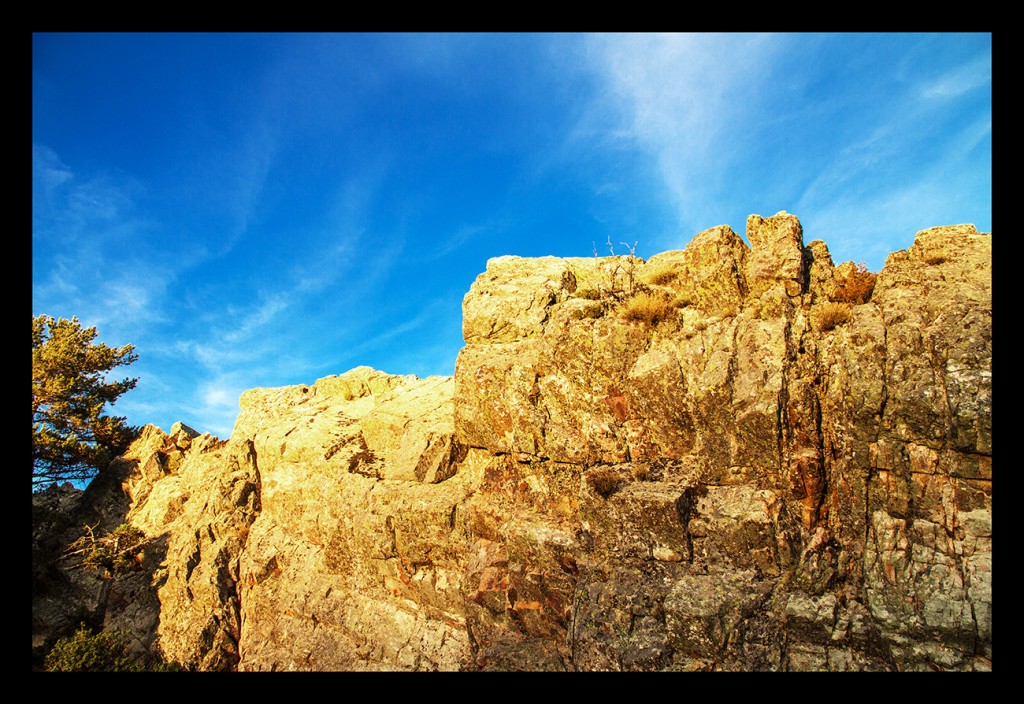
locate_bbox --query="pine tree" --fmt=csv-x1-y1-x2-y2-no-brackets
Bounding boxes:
32,315,139,490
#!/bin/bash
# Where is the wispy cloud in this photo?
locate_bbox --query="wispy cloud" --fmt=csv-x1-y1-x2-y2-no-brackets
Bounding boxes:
353,297,448,352
580,33,990,265
195,378,248,438
32,144,176,339
280,165,392,295
426,221,499,261
791,45,991,267
917,53,991,101
33,33,990,443
580,33,785,232
32,145,73,200
214,121,279,256
332,296,463,379
33,145,136,241
222,294,291,345
796,110,992,269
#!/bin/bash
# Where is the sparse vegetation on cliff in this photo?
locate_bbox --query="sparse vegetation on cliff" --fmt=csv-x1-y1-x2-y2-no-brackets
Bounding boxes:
816,302,852,331
575,288,602,301
638,260,679,287
65,522,149,576
569,302,605,320
620,291,677,325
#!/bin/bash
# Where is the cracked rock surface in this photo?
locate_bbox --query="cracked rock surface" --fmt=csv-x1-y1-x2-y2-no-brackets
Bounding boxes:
33,213,991,671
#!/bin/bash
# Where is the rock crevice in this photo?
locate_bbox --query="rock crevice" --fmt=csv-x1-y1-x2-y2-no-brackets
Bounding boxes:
33,212,991,672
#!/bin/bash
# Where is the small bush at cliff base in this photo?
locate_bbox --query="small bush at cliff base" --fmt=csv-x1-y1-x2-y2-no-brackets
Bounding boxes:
43,623,186,672
44,624,141,672
570,302,604,320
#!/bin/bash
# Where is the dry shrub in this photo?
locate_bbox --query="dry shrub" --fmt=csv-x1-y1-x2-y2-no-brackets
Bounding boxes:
817,302,852,331
832,262,876,304
587,468,623,498
631,464,651,481
639,261,679,286
672,293,694,308
570,302,604,320
621,291,675,325
65,522,148,576
576,288,602,300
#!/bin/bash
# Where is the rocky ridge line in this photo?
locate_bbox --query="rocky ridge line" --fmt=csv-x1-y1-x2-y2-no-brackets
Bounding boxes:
32,212,991,672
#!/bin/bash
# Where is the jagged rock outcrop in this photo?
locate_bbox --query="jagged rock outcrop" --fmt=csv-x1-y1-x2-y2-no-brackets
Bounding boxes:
32,213,991,671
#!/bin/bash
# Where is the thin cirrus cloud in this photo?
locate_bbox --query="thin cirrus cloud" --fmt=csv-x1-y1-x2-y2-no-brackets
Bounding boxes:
914,51,991,101
33,33,990,442
221,294,291,346
578,33,785,235
32,139,289,436
577,33,991,268
32,144,174,340
196,379,250,438
32,145,74,204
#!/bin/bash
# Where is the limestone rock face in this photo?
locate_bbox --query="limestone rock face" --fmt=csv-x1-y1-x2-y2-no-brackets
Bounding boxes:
32,213,991,672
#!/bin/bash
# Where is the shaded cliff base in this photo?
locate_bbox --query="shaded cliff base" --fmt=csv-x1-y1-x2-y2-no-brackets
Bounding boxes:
33,213,991,671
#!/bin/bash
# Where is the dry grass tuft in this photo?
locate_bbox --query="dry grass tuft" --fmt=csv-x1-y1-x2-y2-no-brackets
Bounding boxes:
587,468,623,498
817,302,852,331
672,293,694,308
620,291,676,325
570,302,605,320
640,261,679,286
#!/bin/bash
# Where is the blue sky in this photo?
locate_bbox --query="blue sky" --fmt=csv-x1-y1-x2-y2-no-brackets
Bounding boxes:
32,33,992,439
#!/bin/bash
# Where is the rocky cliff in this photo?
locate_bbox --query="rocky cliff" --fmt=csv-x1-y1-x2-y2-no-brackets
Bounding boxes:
32,212,991,671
